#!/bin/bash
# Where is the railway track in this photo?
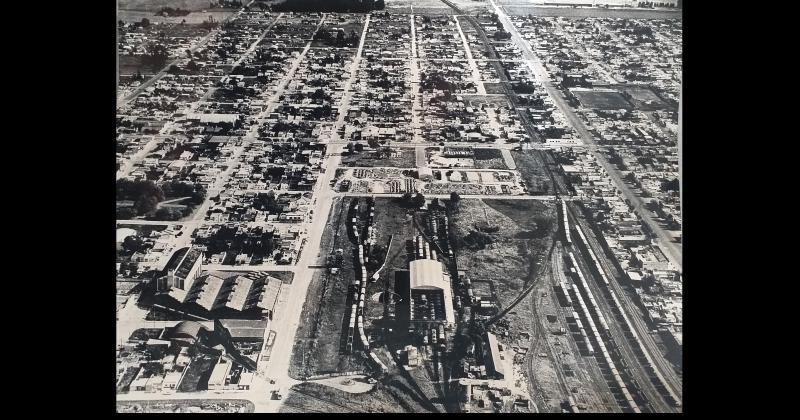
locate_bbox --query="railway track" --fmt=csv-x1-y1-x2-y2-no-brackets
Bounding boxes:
567,204,681,411
438,0,564,198
569,206,682,407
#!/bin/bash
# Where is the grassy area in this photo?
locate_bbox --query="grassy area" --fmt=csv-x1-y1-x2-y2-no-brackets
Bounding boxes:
451,198,556,337
281,378,438,413
341,149,416,168
117,399,254,413
473,148,507,169
511,149,553,195
572,89,633,110
289,198,367,379
119,0,236,12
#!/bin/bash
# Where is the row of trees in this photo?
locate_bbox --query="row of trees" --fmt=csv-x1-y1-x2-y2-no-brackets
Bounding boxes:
116,179,206,218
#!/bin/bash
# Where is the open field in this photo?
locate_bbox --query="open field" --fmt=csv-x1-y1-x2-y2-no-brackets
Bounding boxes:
281,376,438,413
385,0,489,13
572,89,633,110
617,85,674,111
118,9,236,24
473,148,507,169
511,149,554,194
289,197,367,378
120,0,234,12
500,4,682,19
341,149,416,168
119,55,161,76
451,198,556,335
117,399,254,413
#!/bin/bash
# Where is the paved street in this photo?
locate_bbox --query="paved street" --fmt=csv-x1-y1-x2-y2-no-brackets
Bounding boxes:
487,0,681,270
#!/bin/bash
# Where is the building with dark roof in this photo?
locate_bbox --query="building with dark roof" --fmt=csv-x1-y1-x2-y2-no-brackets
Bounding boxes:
168,320,209,347
485,332,506,379
156,247,203,298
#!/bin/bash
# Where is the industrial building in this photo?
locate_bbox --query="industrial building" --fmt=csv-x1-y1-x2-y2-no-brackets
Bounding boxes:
157,265,283,318
397,248,456,326
485,332,506,380
156,247,204,300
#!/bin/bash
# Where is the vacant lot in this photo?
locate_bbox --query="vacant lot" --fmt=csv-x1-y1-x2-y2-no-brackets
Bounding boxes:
281,377,438,413
473,148,507,169
501,4,682,19
341,149,416,168
120,0,229,12
119,55,159,76
511,149,553,194
117,399,254,413
618,85,674,111
572,89,632,110
451,198,556,339
289,197,367,379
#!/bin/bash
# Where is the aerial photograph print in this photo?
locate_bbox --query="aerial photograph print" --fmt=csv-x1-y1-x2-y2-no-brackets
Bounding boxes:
116,0,682,413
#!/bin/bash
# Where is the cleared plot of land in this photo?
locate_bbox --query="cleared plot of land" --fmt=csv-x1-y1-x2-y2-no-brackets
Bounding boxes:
385,0,489,12
341,149,416,168
119,55,159,76
511,149,554,194
501,4,682,19
117,399,254,413
451,198,556,339
118,9,235,24
289,198,367,379
572,89,632,110
473,148,507,169
281,378,437,413
484,82,509,94
120,0,226,11
618,85,674,111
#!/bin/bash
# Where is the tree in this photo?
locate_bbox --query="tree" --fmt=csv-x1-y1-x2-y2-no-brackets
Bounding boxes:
134,195,159,216
412,193,426,208
661,178,680,193
117,207,135,219
354,143,364,153
367,138,380,149
122,235,147,253
118,20,125,27
140,18,151,28
155,207,183,221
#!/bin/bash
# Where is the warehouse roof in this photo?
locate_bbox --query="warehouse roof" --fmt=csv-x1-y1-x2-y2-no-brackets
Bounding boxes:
409,259,455,324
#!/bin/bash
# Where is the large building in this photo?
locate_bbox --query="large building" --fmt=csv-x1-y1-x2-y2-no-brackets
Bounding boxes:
404,258,455,325
156,247,203,299
485,332,506,380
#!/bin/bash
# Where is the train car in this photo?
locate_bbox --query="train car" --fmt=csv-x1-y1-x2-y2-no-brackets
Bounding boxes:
562,200,572,244
585,342,594,355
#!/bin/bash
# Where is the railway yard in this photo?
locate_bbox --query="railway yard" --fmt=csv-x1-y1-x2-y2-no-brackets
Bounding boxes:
116,0,681,413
